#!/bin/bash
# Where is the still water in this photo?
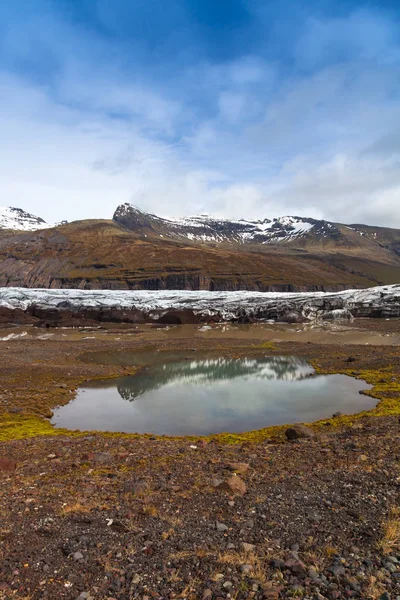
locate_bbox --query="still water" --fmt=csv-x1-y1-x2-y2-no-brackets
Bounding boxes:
52,356,374,435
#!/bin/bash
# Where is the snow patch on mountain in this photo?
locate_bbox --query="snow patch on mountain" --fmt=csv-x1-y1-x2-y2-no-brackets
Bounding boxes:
0,207,51,231
113,203,319,244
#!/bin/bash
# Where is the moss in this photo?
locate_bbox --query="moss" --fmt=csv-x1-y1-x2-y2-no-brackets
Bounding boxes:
255,341,276,350
0,414,77,441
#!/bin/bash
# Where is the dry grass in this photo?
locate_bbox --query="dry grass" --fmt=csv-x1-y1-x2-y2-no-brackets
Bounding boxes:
378,506,400,554
364,575,386,599
169,548,213,561
217,544,273,585
324,545,339,558
142,504,159,517
61,502,90,515
162,513,182,527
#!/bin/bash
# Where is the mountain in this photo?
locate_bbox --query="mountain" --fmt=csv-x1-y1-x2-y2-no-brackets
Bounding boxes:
0,203,398,292
113,203,400,257
113,203,321,244
0,206,50,231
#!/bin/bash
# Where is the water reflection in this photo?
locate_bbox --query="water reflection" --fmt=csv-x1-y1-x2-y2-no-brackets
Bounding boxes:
116,356,314,401
52,356,374,435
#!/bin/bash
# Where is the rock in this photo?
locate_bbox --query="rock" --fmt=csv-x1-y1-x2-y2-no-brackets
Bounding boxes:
270,558,286,569
329,565,346,576
242,518,254,529
223,581,233,590
345,356,357,363
285,424,315,440
93,452,112,464
332,412,342,418
226,462,250,474
241,564,253,574
202,591,212,600
242,542,256,553
385,562,397,573
343,576,361,591
284,559,307,576
73,552,84,562
0,458,17,472
123,479,149,495
216,521,228,532
216,475,247,495
379,593,391,600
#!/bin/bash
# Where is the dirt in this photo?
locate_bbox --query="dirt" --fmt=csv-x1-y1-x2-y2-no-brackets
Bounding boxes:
0,322,400,599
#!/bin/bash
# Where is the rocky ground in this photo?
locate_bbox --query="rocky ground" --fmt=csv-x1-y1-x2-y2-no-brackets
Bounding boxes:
0,322,400,599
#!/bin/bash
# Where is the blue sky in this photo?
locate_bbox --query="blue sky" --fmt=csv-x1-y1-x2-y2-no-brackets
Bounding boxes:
1,0,400,226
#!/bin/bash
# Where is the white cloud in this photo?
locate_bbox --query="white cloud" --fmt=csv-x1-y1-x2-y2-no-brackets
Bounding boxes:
0,4,400,228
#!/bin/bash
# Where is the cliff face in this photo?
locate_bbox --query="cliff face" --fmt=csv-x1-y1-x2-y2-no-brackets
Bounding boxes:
0,219,399,293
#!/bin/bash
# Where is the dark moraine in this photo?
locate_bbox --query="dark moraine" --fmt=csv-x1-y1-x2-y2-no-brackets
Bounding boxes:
51,356,375,435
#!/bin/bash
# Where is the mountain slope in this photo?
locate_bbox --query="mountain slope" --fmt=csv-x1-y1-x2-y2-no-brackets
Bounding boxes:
0,206,50,231
0,218,399,292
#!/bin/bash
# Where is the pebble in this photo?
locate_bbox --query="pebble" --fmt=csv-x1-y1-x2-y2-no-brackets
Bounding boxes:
343,576,360,591
216,521,228,532
242,542,256,553
223,581,233,589
240,564,253,574
73,552,84,562
329,565,346,576
385,562,397,573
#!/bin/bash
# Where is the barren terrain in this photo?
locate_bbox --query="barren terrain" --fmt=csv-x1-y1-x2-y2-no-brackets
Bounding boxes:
0,321,400,599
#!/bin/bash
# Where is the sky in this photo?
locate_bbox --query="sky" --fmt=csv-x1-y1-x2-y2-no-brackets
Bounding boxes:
1,0,400,227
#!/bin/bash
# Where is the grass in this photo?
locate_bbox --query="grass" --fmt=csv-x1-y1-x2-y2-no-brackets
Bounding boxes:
378,506,400,554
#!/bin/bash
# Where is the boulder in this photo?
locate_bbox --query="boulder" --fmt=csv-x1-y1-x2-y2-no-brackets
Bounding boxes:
285,424,315,440
216,475,247,496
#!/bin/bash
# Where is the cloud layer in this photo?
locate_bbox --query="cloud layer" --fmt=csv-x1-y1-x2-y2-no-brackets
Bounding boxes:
0,0,400,226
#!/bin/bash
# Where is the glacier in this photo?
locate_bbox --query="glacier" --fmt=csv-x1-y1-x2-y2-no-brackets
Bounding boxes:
0,285,399,324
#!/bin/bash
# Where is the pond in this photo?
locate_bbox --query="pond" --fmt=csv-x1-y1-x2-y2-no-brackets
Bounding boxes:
51,355,375,435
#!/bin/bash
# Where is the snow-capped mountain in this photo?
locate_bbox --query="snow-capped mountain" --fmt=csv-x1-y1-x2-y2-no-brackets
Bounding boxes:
0,206,50,231
113,203,341,245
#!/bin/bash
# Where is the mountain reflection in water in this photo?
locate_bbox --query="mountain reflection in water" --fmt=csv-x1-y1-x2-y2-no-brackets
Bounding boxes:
116,356,314,402
52,355,375,435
